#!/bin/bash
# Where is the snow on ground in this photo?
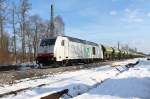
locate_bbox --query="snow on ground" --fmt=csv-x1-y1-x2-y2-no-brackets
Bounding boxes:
19,62,38,70
0,58,143,99
73,59,150,99
112,59,140,66
1,66,117,99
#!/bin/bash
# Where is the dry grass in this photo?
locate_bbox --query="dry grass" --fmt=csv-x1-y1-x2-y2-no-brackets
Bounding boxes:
0,49,15,65
0,48,35,65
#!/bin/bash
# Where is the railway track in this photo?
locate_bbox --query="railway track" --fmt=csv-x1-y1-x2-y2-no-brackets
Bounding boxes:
0,61,115,85
0,65,20,71
0,60,111,72
0,64,37,72
0,59,136,85
0,59,126,72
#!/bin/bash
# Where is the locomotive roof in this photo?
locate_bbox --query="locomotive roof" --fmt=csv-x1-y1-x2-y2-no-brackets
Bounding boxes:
63,36,98,46
41,36,98,46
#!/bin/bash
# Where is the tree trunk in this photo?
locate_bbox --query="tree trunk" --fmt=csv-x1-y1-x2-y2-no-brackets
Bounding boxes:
12,7,17,63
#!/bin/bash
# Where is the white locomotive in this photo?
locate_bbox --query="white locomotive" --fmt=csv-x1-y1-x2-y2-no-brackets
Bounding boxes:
37,36,103,64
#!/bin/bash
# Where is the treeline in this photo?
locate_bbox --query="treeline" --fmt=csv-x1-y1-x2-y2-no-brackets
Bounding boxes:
0,0,64,64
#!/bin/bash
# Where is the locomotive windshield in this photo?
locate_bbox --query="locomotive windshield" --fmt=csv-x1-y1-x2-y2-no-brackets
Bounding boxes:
40,38,56,46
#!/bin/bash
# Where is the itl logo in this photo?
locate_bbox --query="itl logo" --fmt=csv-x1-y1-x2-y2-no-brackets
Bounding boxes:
84,48,91,55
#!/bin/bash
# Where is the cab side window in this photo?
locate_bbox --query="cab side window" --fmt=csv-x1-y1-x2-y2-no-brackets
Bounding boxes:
92,47,96,55
61,40,65,46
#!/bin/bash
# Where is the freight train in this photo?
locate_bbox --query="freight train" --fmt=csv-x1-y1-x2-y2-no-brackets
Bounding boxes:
36,36,145,65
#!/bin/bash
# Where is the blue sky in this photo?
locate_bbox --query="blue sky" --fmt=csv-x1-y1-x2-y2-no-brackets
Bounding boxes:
15,0,150,54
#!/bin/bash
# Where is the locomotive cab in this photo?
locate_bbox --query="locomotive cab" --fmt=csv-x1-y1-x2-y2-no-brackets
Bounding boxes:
37,38,57,64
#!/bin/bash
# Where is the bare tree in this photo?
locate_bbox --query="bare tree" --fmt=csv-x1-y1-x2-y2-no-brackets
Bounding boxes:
29,15,42,59
26,20,32,62
10,2,18,63
0,0,7,49
0,33,10,64
0,0,66,64
54,16,65,37
19,0,31,62
28,15,50,61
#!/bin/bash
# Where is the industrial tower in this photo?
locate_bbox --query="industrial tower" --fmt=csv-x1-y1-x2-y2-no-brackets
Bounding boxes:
49,0,55,37
47,0,65,38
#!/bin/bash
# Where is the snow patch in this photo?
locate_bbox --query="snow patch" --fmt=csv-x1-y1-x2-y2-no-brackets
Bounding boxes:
73,59,150,99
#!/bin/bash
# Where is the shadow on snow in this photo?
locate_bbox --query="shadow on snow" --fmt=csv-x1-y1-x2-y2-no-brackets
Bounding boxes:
86,77,150,99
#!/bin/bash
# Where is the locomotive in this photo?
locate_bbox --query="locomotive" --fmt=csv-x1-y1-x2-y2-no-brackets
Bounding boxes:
36,36,145,65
